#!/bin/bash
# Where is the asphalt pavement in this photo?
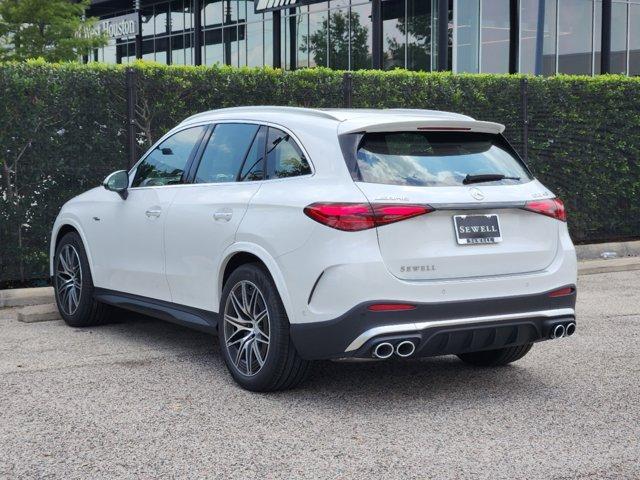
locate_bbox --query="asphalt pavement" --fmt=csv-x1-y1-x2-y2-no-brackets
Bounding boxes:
1,270,639,479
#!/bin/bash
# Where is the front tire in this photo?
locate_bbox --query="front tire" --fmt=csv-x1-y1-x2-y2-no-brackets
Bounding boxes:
457,343,533,367
53,232,113,327
218,263,310,392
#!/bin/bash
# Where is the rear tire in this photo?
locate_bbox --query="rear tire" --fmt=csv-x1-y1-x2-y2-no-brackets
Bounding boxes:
218,263,310,392
457,343,533,367
53,232,113,327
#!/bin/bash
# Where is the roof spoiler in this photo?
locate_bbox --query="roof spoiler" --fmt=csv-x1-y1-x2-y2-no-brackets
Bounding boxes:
337,119,505,135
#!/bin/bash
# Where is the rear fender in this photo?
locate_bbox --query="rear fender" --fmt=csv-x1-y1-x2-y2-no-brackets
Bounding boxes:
217,242,294,321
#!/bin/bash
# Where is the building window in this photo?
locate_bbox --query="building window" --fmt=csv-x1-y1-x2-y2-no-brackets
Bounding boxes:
480,0,510,73
203,0,223,27
611,1,629,74
407,0,432,70
383,0,406,69
630,2,640,75
519,0,558,75
558,0,593,74
203,28,224,64
351,2,373,70
246,20,264,67
306,3,330,67
329,6,350,69
456,0,480,72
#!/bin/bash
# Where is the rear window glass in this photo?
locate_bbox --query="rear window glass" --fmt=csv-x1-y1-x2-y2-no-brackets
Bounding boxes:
355,132,532,187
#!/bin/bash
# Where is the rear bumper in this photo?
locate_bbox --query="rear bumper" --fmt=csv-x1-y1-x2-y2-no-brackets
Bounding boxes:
289,286,577,360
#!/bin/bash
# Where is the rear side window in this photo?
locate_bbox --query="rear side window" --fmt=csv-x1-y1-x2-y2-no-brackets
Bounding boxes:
265,127,311,179
355,132,532,187
195,123,259,183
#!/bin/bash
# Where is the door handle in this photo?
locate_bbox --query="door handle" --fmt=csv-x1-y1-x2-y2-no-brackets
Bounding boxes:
213,210,233,222
145,208,162,218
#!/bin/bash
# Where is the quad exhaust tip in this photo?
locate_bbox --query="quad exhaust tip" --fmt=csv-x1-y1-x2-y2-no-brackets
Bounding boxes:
565,322,576,337
373,342,394,359
396,340,416,358
551,324,566,339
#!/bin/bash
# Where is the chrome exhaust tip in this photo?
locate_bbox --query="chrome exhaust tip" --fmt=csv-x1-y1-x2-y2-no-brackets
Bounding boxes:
372,342,394,359
565,322,576,337
551,324,566,339
395,340,416,358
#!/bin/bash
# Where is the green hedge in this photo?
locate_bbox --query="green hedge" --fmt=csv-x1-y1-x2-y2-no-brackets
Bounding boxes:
1,60,639,284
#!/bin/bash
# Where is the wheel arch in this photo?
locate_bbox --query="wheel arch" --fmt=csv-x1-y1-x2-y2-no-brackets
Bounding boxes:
218,243,295,322
50,218,95,279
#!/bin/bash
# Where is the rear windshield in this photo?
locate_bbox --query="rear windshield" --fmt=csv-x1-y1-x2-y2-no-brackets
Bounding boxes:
355,131,532,187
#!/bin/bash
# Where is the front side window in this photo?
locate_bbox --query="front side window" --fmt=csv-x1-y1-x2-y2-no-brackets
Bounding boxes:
355,131,531,187
265,127,311,179
195,123,259,183
132,126,206,188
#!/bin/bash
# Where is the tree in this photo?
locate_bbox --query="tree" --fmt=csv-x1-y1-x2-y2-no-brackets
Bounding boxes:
0,0,106,62
302,10,371,70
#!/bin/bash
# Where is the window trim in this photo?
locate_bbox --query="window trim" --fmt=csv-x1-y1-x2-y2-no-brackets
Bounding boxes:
128,122,211,190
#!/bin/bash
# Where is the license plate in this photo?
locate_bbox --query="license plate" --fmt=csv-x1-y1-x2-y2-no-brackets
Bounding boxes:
453,214,502,245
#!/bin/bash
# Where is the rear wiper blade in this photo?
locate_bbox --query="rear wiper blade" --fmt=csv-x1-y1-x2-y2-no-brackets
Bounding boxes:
463,174,521,185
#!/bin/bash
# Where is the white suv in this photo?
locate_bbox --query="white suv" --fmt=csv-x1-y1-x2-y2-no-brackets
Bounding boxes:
51,107,577,391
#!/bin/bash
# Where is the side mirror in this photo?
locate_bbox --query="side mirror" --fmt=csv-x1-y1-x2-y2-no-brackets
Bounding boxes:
103,170,129,200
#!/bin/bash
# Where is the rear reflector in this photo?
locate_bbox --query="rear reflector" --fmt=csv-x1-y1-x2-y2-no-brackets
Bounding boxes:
522,198,567,222
304,202,433,231
367,303,416,312
548,286,575,298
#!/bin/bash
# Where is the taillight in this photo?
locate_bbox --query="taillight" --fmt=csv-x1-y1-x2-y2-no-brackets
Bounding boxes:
522,198,567,222
303,203,433,231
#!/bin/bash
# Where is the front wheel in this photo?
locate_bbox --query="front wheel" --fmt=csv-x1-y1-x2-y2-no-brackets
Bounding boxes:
218,263,310,392
54,232,113,327
457,343,533,367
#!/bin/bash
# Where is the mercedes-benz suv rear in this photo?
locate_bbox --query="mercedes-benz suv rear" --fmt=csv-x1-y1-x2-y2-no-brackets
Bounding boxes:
289,112,576,373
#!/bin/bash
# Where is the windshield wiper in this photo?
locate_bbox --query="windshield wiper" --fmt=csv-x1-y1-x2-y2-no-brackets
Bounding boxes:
463,173,521,185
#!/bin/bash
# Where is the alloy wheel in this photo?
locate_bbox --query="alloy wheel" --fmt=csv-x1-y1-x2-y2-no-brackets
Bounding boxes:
55,244,83,316
223,280,271,376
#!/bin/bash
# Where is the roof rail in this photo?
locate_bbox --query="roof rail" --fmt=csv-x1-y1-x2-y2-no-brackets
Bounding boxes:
180,106,342,125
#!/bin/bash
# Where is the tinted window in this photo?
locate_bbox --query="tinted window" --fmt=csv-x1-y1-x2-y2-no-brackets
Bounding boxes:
195,123,259,183
240,126,266,181
132,126,205,187
266,128,311,179
355,132,531,187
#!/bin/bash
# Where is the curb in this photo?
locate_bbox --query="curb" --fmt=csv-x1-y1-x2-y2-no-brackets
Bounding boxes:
575,240,640,260
17,304,61,323
0,287,54,308
577,258,640,276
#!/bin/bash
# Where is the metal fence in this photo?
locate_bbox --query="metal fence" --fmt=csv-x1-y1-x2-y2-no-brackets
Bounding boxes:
1,66,638,287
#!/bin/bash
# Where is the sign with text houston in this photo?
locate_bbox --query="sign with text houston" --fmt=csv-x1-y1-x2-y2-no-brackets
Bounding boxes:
94,13,139,40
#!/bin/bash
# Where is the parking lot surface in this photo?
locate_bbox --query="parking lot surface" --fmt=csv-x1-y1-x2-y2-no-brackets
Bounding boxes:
1,270,639,479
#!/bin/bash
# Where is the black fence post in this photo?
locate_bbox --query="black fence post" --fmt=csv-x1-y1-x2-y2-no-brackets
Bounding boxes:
126,67,137,169
343,72,353,108
521,77,529,162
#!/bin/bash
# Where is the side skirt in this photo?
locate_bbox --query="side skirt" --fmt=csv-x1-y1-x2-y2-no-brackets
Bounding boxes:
93,288,218,334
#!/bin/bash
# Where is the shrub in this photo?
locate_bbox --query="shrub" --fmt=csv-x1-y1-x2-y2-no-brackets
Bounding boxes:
1,61,639,284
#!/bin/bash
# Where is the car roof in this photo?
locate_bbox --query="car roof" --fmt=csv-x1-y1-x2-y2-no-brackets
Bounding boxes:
178,106,505,135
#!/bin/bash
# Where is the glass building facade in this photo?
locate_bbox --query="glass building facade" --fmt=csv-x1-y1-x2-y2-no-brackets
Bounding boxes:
88,0,640,75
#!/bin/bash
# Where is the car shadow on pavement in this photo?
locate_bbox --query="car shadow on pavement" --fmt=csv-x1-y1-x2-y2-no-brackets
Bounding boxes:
114,313,542,402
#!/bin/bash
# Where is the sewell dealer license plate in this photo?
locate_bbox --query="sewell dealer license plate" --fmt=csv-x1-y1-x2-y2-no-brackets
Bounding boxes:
453,214,502,245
